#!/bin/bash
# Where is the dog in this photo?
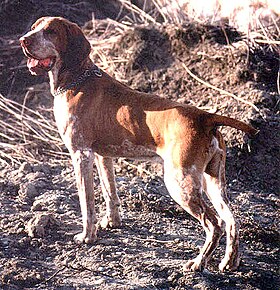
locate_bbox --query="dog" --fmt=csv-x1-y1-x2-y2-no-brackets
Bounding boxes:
20,17,257,272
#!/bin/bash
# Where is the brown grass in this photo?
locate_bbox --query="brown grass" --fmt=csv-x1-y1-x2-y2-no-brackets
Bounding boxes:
0,93,66,165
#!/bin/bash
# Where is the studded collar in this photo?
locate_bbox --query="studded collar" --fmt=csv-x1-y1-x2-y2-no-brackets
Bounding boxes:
53,65,102,96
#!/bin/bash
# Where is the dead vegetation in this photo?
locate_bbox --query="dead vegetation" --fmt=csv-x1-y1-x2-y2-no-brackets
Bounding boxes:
0,93,65,165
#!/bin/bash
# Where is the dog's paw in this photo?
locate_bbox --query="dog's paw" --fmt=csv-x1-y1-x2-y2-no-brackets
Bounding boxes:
99,214,122,229
219,254,240,272
183,258,204,272
73,232,97,244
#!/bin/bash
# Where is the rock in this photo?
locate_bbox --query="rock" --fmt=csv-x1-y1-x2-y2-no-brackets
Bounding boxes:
18,183,39,202
93,278,106,285
32,164,50,175
31,199,44,211
25,213,57,238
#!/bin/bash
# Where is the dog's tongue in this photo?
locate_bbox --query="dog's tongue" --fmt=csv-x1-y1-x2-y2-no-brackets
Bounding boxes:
27,57,51,69
27,57,52,75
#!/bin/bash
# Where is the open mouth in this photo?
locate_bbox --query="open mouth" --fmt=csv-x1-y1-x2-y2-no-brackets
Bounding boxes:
23,48,56,75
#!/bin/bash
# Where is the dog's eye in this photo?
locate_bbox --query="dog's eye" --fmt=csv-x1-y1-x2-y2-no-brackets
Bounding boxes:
44,28,55,36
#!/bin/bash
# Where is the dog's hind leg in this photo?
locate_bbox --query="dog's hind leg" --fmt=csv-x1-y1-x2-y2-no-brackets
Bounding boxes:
164,161,223,271
204,134,240,271
95,154,122,229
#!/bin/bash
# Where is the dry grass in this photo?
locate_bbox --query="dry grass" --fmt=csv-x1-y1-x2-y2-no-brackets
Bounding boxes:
0,93,66,165
0,0,279,165
90,0,279,78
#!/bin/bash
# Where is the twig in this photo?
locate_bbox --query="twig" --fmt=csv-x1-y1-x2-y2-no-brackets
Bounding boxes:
152,0,168,23
254,39,280,45
179,60,260,113
32,265,67,287
256,15,278,53
66,263,114,278
0,150,21,165
131,236,175,244
0,132,16,141
43,266,67,283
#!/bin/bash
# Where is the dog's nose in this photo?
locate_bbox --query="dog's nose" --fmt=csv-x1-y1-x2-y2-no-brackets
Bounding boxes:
19,36,31,47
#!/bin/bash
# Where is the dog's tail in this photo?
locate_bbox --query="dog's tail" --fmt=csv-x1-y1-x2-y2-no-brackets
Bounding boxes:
205,113,258,137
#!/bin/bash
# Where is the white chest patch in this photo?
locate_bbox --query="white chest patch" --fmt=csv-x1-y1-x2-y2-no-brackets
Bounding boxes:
53,95,78,150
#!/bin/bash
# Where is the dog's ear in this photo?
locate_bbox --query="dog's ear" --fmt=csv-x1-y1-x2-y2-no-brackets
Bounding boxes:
31,16,49,30
62,20,91,70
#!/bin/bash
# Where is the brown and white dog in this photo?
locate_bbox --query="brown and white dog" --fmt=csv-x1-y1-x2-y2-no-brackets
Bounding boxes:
20,17,257,272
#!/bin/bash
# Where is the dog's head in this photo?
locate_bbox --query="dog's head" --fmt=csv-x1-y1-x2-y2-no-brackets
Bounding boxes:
19,17,91,75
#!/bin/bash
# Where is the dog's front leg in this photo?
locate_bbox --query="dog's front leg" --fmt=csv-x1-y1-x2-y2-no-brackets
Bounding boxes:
71,149,97,244
95,154,122,228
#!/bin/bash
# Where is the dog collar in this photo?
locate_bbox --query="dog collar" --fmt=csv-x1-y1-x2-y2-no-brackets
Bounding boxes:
53,65,102,96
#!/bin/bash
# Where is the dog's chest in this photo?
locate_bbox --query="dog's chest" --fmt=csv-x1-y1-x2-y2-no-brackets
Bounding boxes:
53,95,79,149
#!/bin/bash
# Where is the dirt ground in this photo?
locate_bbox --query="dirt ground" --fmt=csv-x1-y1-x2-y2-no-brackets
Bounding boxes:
0,1,279,289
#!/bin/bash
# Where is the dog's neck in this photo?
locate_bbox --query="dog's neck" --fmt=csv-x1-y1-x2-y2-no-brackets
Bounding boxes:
48,57,92,96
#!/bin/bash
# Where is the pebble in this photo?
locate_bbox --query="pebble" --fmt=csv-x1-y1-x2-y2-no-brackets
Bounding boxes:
18,183,38,201
31,200,44,211
93,278,106,285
